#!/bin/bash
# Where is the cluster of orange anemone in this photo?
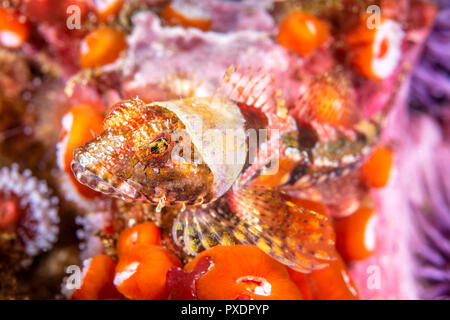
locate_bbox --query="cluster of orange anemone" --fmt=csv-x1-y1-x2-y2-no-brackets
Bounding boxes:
0,0,123,48
78,0,215,69
2,2,403,81
70,222,355,300
276,9,404,80
0,1,214,70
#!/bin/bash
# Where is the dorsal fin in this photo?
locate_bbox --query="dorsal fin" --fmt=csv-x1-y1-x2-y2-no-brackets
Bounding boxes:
216,67,299,186
216,66,278,114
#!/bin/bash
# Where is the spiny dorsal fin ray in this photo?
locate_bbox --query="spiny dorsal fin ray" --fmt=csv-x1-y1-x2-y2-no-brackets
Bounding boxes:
216,66,298,186
216,65,278,114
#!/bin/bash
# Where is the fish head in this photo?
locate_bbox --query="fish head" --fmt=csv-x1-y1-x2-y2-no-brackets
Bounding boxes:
71,98,216,206
72,97,246,206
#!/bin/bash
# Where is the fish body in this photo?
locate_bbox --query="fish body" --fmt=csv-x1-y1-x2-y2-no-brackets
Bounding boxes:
72,68,384,272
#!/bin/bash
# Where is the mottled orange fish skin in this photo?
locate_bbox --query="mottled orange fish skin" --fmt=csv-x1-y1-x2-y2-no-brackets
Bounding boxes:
72,98,214,206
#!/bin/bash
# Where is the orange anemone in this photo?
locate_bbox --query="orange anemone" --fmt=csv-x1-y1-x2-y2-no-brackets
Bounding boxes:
116,222,162,258
346,14,404,80
0,8,30,48
93,0,124,22
334,206,377,262
360,145,393,188
114,245,182,300
184,245,302,300
288,253,359,300
79,26,127,69
58,104,104,199
71,254,124,300
277,10,330,57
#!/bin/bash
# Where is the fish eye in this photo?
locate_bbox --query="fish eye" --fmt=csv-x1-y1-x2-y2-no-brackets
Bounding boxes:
149,137,170,155
133,128,174,164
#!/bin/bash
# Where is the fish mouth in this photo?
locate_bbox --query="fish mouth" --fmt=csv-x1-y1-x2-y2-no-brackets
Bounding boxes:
71,149,145,203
